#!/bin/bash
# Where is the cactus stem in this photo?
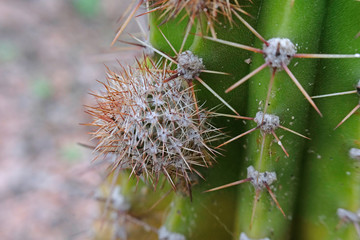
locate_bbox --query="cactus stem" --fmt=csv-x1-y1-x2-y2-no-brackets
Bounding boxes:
258,133,266,168
250,189,261,229
263,68,276,115
143,188,173,214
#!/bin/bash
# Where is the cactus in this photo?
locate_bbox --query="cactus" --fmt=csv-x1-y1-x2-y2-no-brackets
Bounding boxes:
87,0,360,239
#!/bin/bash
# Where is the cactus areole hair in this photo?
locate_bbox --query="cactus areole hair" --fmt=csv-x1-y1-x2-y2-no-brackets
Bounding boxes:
263,38,296,70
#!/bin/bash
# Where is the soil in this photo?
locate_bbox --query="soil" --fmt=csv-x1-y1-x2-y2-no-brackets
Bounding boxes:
0,1,142,239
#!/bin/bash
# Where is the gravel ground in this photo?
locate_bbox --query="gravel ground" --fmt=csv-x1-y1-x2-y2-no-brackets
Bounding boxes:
0,1,142,239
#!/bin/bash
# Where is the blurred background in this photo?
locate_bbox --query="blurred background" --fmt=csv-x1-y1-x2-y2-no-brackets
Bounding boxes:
0,0,142,239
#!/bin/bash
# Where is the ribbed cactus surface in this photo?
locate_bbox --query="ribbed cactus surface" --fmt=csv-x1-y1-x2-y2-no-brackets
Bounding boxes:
87,1,360,239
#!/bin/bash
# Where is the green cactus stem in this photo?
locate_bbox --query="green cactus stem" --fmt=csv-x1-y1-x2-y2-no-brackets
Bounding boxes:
87,0,360,239
295,0,360,239
231,0,327,239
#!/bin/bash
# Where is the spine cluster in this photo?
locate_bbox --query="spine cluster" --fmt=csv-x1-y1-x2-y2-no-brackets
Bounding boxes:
86,59,219,189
